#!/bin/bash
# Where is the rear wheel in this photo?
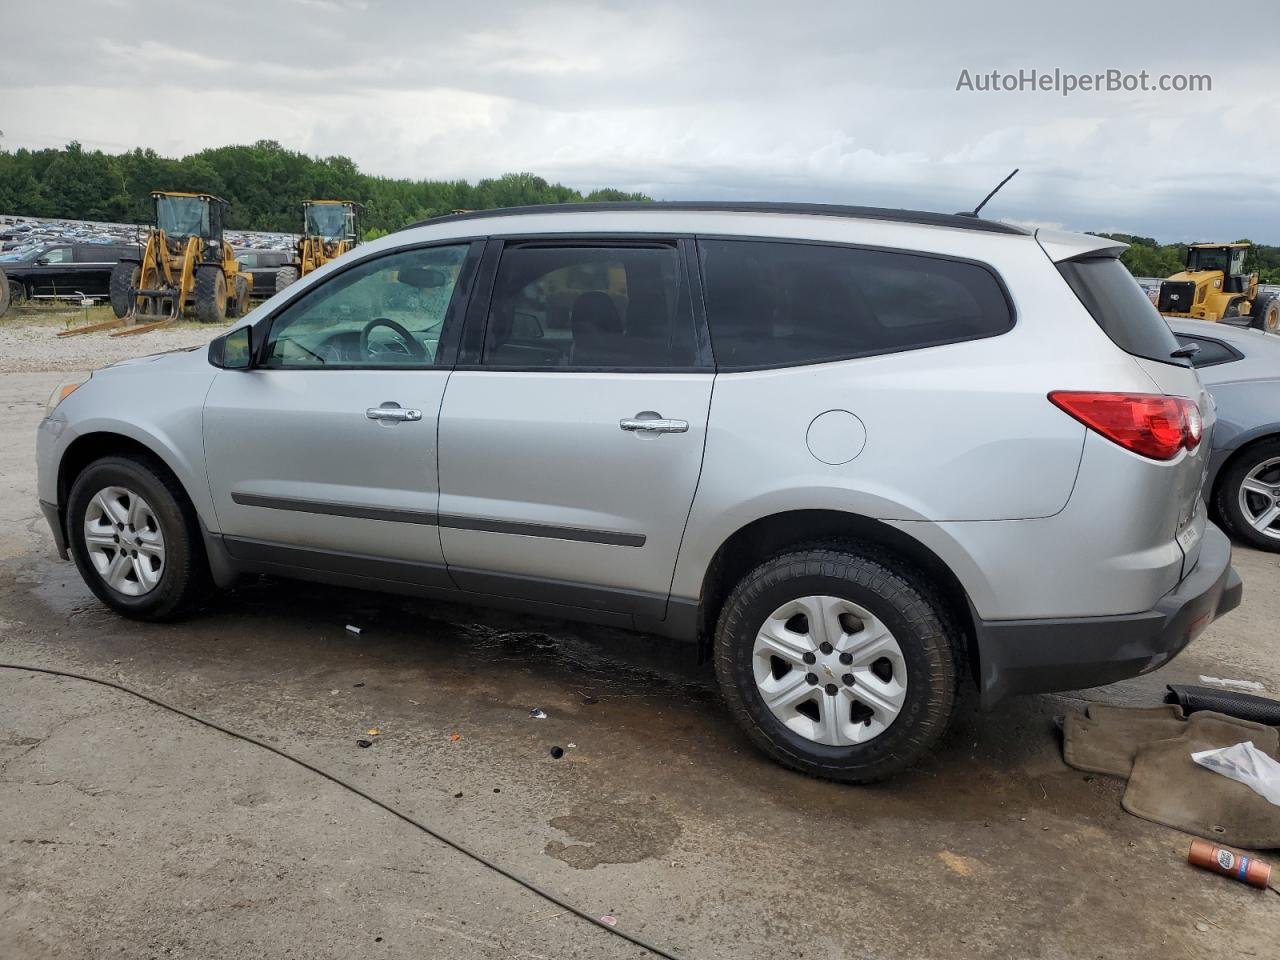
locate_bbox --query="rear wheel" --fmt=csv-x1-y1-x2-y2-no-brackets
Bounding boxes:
274,265,299,294
0,267,9,317
1252,293,1280,334
109,260,140,318
227,274,250,318
193,265,227,323
1215,438,1280,551
66,455,211,620
714,545,960,783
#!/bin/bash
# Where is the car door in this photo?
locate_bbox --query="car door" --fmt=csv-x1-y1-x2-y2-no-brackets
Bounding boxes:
71,244,116,297
31,245,74,296
437,238,714,619
202,241,481,583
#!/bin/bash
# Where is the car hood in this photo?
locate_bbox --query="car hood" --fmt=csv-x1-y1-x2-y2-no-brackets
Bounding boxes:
102,345,205,370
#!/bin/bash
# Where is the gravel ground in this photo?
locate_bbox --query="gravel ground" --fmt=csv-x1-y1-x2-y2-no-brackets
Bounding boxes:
0,312,225,373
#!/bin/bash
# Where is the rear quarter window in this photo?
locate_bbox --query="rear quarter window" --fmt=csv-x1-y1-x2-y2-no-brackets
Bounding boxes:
1057,256,1187,367
698,239,1013,370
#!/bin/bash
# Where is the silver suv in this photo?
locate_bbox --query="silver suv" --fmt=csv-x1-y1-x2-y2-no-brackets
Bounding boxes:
36,202,1243,782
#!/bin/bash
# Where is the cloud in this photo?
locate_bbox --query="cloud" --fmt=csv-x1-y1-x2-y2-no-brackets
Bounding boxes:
3,0,1278,240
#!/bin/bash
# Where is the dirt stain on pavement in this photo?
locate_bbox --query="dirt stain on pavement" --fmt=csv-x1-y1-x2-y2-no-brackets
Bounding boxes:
544,798,680,869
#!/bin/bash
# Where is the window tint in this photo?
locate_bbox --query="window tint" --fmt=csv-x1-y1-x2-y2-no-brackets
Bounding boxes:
40,246,72,264
482,244,698,369
698,240,1012,369
1174,334,1240,369
1057,256,1187,367
263,245,469,368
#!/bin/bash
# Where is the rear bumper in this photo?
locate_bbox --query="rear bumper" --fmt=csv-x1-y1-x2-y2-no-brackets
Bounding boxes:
975,522,1242,707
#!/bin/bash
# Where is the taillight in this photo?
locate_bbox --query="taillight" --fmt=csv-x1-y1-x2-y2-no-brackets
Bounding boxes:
1048,391,1202,461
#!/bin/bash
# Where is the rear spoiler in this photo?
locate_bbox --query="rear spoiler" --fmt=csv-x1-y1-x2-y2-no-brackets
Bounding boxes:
1035,228,1128,263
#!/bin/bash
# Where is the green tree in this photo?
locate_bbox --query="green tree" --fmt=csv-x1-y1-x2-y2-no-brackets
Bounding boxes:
37,142,129,221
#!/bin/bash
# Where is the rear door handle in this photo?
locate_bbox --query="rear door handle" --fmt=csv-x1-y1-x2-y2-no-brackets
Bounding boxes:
366,404,422,422
620,416,688,434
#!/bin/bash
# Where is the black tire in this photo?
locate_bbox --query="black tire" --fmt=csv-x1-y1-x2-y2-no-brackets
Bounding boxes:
109,260,140,318
274,265,299,294
227,274,250,319
66,455,212,621
0,267,9,317
1214,437,1280,552
193,265,227,323
1252,293,1280,334
714,545,960,783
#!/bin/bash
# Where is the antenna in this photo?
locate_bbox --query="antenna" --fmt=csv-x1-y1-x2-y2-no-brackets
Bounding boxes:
967,168,1019,217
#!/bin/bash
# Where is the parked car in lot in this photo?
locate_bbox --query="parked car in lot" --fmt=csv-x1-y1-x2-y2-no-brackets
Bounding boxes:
235,249,295,300
36,202,1242,782
1,241,141,310
1168,319,1280,551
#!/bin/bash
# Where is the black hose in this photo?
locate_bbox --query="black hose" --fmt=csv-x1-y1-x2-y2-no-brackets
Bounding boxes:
1165,684,1280,726
0,663,684,960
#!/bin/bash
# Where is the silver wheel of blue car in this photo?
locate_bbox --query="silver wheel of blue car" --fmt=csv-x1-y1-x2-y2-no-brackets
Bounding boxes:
1238,457,1280,542
83,485,166,596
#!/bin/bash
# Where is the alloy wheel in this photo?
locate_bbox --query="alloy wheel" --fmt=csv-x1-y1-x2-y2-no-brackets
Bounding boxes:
1238,457,1280,541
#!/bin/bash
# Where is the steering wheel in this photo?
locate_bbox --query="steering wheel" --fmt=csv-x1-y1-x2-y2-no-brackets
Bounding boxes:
359,317,427,362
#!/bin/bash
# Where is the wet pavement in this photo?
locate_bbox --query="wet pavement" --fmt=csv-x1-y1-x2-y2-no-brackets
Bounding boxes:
1,370,1278,959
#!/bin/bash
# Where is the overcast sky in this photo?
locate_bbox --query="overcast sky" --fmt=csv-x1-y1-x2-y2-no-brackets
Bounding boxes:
3,0,1278,241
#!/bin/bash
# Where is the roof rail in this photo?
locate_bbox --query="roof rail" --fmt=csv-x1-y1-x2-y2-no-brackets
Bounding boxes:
404,201,1028,236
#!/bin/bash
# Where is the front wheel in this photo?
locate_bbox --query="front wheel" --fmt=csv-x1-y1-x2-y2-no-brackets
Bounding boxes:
274,265,299,294
109,260,140,318
1215,439,1280,551
66,455,211,620
714,546,959,783
193,265,228,323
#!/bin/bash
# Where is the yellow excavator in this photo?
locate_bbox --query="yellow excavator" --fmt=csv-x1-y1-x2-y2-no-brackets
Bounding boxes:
107,191,250,330
275,200,362,293
1156,242,1279,332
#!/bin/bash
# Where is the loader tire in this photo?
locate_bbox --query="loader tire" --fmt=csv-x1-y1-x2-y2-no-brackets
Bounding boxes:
1252,293,1280,334
0,268,9,317
109,260,140,318
193,266,228,323
227,274,250,319
274,265,299,294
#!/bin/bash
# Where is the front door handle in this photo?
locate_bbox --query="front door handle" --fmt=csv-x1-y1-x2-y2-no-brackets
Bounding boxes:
620,415,689,434
366,404,422,422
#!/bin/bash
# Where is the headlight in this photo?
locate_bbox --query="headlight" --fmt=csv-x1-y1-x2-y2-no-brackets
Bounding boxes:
45,374,90,417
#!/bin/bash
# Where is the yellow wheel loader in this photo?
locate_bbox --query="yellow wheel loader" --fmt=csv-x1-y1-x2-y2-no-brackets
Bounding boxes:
1156,242,1280,332
274,200,362,294
109,192,251,325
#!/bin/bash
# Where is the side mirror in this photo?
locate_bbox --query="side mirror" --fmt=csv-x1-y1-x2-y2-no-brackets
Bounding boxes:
210,325,254,369
35,257,49,266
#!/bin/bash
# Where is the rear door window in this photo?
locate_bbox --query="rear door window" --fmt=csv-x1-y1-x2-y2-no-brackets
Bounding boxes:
697,239,1013,370
1057,256,1187,367
481,243,700,370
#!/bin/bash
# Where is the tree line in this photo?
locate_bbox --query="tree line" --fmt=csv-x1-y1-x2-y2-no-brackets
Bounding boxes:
1094,232,1280,283
0,140,649,236
1,141,1276,280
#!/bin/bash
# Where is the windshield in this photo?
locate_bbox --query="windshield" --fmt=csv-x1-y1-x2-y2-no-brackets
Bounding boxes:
0,242,42,262
1187,248,1229,272
305,204,350,241
156,195,210,238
